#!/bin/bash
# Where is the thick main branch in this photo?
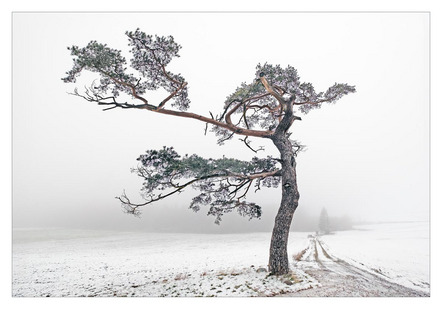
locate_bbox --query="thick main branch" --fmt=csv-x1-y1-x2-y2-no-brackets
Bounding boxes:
73,86,273,138
154,107,273,138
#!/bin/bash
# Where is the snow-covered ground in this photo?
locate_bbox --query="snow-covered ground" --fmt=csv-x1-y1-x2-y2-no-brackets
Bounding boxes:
12,229,315,297
319,221,430,293
12,221,429,297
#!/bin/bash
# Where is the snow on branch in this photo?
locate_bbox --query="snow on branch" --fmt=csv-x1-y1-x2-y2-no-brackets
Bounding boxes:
212,62,355,145
63,30,355,150
62,29,190,111
117,146,282,224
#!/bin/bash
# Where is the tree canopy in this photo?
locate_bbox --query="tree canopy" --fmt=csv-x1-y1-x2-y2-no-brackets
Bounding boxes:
63,29,356,224
63,28,355,138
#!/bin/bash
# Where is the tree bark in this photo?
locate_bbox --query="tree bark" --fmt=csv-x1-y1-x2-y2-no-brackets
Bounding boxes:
268,133,300,275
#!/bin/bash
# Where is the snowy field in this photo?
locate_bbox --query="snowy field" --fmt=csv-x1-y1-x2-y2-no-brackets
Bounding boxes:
12,229,315,297
320,221,430,293
12,221,429,297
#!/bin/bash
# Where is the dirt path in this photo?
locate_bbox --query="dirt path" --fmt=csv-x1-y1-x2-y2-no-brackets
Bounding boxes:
290,236,429,297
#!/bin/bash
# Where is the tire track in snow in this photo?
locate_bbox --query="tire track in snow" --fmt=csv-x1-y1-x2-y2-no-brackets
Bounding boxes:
291,236,428,297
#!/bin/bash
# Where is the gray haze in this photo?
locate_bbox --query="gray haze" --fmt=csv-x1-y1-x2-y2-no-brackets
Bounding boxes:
12,13,429,233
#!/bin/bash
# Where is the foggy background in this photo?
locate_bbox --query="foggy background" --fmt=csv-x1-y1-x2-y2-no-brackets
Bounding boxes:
12,12,429,233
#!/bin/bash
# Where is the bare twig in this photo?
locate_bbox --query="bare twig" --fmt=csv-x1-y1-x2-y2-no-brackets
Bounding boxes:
239,136,265,154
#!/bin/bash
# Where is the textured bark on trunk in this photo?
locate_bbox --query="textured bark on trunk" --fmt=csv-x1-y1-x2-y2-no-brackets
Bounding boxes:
268,133,300,275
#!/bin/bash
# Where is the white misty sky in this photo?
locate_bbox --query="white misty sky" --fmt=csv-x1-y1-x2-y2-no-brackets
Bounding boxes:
12,12,429,231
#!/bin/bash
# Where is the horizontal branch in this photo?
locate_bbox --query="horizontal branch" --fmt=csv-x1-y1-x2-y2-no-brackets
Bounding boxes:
117,168,281,215
293,96,337,105
69,88,156,110
118,172,224,208
224,169,281,180
146,106,274,138
71,79,273,139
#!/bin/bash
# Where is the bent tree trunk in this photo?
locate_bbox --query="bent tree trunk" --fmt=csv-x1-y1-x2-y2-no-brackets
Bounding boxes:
268,133,300,275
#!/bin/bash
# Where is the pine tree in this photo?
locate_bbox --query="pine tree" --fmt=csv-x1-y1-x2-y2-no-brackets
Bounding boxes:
319,208,331,235
62,29,355,275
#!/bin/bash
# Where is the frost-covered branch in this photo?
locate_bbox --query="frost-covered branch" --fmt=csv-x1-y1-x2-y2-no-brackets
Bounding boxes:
63,30,355,151
117,147,281,223
62,29,356,225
